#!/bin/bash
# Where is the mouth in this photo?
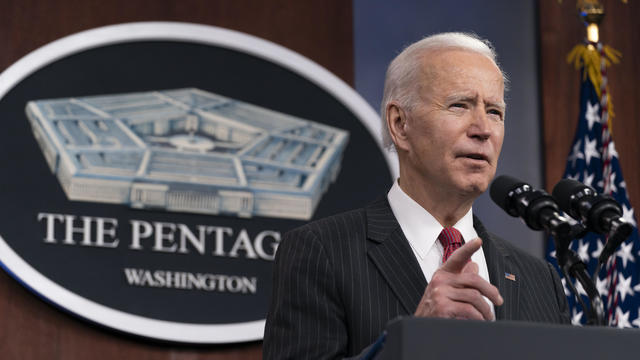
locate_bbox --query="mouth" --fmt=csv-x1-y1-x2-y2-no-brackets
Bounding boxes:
460,153,489,163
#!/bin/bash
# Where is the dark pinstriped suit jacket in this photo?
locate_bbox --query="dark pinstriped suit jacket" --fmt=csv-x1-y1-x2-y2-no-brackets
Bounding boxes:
263,197,570,359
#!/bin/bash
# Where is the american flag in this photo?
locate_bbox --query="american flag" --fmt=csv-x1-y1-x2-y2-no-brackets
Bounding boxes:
546,43,640,328
504,272,516,281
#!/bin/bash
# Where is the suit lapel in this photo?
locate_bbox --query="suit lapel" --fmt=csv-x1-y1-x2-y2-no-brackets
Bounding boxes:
474,217,520,320
363,199,522,318
366,197,427,314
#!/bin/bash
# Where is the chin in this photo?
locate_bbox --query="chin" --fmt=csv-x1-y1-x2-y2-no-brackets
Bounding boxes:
457,178,490,196
451,166,494,192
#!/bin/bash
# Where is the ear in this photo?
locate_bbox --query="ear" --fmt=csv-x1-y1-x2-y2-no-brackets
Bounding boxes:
386,102,410,152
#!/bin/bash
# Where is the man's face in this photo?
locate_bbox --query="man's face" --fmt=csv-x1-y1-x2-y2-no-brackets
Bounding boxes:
401,49,505,198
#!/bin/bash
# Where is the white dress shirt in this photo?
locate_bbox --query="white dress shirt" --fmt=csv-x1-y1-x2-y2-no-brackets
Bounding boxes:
387,180,495,316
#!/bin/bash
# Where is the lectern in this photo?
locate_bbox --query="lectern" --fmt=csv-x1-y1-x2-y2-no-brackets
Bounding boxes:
377,317,639,359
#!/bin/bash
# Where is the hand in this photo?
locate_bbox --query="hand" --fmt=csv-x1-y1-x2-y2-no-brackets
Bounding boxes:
414,238,503,320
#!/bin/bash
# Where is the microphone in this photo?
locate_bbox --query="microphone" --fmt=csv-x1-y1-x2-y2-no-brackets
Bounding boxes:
491,176,607,325
490,175,571,237
552,179,633,263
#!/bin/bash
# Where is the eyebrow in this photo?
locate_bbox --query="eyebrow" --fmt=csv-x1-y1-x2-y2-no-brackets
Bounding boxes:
487,100,507,112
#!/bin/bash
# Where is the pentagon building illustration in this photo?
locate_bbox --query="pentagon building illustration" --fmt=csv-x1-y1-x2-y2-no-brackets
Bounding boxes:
26,88,349,220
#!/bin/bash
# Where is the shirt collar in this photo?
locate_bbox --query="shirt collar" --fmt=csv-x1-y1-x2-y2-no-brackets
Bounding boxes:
387,179,477,259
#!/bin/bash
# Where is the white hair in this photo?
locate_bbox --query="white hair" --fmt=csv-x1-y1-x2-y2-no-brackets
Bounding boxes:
380,32,508,149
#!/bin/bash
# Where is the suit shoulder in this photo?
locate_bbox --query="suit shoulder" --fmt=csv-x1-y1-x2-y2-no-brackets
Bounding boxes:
287,207,367,240
280,208,369,257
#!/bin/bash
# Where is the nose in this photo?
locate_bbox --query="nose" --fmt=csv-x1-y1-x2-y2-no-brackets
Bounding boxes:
468,107,492,141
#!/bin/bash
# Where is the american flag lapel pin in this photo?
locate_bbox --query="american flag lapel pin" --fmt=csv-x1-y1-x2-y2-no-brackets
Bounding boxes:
504,272,516,281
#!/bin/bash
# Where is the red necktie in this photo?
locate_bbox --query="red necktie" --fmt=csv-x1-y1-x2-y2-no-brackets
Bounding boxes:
438,227,464,263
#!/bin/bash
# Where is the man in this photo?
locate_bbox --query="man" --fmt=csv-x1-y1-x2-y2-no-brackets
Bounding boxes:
263,32,570,359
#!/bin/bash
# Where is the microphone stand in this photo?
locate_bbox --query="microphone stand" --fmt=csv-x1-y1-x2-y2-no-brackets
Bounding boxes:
553,224,606,326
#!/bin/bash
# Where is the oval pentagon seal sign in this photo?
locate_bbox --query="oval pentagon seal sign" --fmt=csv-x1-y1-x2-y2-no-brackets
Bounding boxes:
0,22,396,343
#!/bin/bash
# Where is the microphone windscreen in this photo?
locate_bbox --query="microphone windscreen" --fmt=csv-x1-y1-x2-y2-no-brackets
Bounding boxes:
490,175,527,213
552,179,588,213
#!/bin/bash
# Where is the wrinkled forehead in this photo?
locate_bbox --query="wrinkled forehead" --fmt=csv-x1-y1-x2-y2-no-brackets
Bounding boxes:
418,48,502,79
417,49,505,99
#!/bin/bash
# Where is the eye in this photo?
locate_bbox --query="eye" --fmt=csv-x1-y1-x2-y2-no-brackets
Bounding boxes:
450,102,467,109
488,109,504,120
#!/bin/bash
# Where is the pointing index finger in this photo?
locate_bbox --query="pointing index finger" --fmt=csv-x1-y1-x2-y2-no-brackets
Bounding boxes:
441,238,482,273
